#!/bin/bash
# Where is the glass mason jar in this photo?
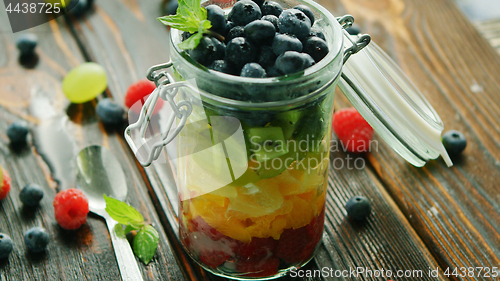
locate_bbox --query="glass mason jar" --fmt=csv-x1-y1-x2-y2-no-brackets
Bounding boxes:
125,0,451,279
167,0,343,279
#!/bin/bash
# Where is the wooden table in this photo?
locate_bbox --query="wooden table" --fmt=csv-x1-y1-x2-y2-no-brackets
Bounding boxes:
1,0,499,280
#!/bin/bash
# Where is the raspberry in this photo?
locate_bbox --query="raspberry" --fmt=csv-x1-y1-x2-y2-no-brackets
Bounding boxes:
0,172,11,200
190,216,225,241
332,108,374,153
275,208,325,264
198,250,231,268
53,189,89,230
236,256,280,277
236,237,277,261
124,80,163,114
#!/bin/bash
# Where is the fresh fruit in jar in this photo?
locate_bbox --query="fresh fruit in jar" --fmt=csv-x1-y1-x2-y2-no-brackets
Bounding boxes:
345,195,372,221
332,108,374,153
0,233,14,259
278,9,311,40
244,20,276,44
189,36,225,66
7,121,29,144
205,5,227,35
304,36,329,62
442,130,467,156
247,127,288,162
19,183,44,207
125,79,164,114
53,188,90,230
225,37,257,69
24,227,49,253
275,51,315,75
227,0,262,26
261,1,283,17
272,33,303,56
62,63,107,104
240,63,267,78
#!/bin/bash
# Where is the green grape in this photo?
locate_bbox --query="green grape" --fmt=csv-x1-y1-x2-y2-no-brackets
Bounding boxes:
62,62,107,104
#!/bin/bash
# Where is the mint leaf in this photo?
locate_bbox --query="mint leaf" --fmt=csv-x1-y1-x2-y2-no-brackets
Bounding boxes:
178,32,204,50
133,225,159,265
114,224,125,237
104,195,145,229
157,0,213,49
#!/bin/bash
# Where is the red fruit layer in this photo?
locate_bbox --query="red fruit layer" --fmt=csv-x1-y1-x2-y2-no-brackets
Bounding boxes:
182,208,325,274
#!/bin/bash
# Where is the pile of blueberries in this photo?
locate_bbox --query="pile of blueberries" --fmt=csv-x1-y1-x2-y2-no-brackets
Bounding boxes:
184,0,329,78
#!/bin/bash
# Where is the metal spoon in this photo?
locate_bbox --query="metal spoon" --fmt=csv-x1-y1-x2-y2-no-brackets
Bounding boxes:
76,145,144,281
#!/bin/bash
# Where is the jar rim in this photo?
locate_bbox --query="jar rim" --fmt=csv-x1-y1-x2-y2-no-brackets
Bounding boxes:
169,0,344,108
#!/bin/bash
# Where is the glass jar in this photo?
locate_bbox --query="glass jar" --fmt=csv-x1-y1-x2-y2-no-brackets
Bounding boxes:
169,0,343,279
125,0,451,279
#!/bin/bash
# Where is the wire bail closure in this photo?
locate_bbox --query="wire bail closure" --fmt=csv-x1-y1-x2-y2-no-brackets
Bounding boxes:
124,61,194,167
337,15,371,64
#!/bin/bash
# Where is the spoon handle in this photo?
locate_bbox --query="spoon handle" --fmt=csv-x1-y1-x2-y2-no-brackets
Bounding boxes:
106,219,144,281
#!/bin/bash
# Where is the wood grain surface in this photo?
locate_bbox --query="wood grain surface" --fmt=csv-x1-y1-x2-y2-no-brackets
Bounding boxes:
327,0,500,279
1,0,500,280
0,9,184,281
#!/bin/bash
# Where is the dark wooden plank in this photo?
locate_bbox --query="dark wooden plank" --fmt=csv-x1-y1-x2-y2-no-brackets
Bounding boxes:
0,11,184,281
322,0,500,277
66,1,453,281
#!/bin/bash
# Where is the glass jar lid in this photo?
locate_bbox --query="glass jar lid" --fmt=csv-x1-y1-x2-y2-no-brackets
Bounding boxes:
338,33,453,167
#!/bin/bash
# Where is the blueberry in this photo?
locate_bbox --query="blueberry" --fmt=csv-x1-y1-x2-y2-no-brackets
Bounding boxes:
239,0,265,7
206,5,227,35
96,98,126,124
7,121,29,144
261,15,279,30
225,37,257,69
346,26,361,35
0,233,13,259
182,31,193,41
240,63,266,78
16,34,38,55
225,21,235,36
208,60,236,75
272,33,303,56
278,9,311,40
69,0,88,17
244,20,275,44
345,196,371,221
212,37,226,59
225,26,245,43
293,5,315,24
228,0,262,26
19,184,44,207
261,1,283,17
24,227,49,253
309,27,326,41
164,0,178,15
275,51,314,75
258,46,277,69
442,130,467,156
304,36,329,62
266,66,282,77
190,36,225,66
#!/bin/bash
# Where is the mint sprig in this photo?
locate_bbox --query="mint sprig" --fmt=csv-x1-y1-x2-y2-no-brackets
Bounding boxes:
157,0,213,50
104,195,159,265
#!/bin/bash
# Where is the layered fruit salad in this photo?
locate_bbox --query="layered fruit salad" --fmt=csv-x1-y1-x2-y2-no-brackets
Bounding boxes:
159,0,335,277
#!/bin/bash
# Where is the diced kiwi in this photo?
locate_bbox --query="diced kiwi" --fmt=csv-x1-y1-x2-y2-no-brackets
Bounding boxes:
272,110,303,140
246,127,288,162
